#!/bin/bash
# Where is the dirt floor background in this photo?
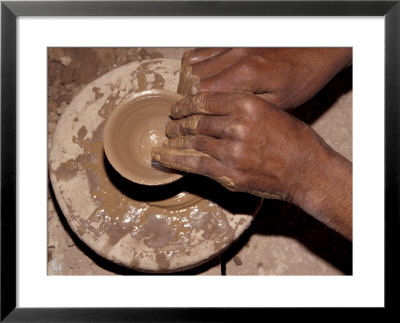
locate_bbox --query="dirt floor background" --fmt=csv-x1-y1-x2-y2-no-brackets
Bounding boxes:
48,48,352,275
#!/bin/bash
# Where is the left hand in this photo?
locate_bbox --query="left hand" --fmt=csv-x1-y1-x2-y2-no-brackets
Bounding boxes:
177,48,352,110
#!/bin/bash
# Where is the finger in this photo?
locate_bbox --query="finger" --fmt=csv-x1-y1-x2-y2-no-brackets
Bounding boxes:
199,59,261,94
256,93,286,109
152,147,239,192
152,147,225,177
167,136,229,161
190,49,246,80
182,48,229,66
177,49,245,97
165,115,231,138
170,92,234,119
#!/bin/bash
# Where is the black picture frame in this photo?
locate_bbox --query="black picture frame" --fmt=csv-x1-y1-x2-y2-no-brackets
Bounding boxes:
1,1,399,321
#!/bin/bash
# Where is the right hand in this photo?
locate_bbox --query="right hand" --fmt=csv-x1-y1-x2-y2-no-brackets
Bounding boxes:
153,91,320,201
152,91,353,240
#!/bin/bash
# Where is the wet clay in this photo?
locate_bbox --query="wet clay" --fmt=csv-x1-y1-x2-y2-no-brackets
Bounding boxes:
103,90,183,185
177,65,200,97
49,59,260,273
52,99,239,272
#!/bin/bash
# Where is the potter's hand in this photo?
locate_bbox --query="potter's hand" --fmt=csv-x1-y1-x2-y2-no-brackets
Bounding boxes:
152,92,352,240
178,48,352,110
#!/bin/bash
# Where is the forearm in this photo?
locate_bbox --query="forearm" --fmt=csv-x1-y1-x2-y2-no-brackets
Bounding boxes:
292,140,353,240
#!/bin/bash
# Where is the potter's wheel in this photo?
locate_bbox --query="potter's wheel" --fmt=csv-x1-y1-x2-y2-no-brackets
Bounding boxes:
49,58,261,273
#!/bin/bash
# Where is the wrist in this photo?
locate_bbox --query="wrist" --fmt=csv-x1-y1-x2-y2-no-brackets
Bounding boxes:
291,135,353,239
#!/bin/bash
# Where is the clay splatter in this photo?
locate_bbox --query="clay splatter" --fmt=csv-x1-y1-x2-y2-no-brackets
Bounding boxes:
51,93,237,271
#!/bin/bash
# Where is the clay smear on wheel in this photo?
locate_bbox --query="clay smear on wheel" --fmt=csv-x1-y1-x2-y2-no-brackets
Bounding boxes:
49,59,260,273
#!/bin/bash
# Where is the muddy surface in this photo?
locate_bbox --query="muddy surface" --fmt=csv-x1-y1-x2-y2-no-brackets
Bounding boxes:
48,48,225,275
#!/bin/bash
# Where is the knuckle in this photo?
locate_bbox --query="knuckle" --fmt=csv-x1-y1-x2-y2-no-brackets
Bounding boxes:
233,55,267,87
241,99,258,115
231,48,251,57
183,115,202,132
237,95,264,119
175,137,188,148
229,142,247,164
248,54,267,66
192,136,206,151
185,136,197,149
191,92,212,109
225,122,250,141
237,54,264,75
235,60,254,78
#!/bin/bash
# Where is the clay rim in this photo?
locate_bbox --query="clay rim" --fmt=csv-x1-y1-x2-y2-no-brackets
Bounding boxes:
103,89,184,186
